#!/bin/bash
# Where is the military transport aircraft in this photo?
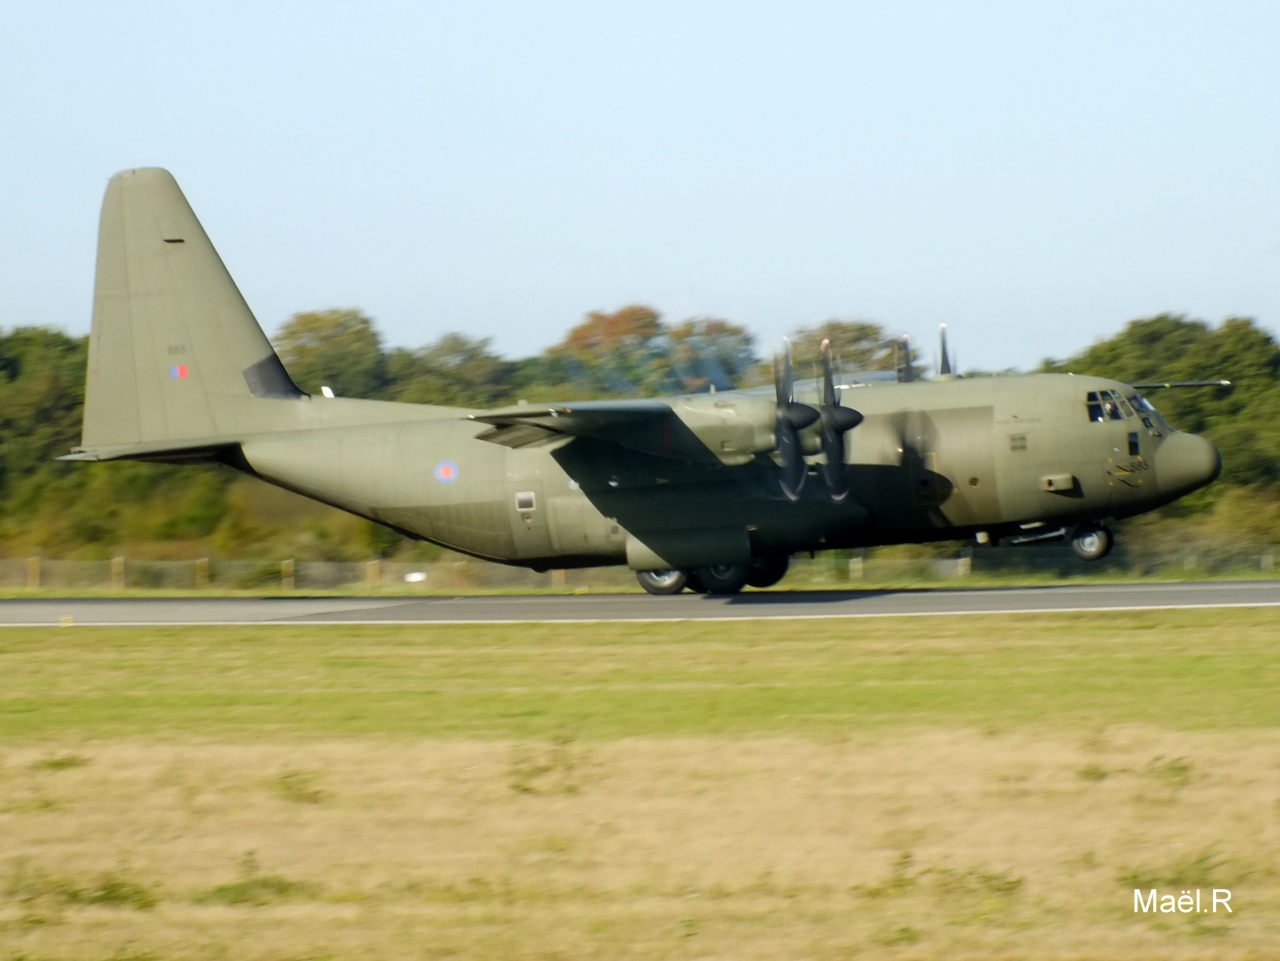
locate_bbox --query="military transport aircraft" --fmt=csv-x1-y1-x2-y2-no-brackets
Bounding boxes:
63,169,1224,594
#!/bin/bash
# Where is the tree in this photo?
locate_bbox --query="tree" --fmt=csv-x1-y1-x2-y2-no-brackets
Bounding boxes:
273,309,387,398
785,320,900,376
666,318,758,392
547,305,674,396
0,327,87,498
1044,314,1280,494
543,306,761,397
384,334,515,408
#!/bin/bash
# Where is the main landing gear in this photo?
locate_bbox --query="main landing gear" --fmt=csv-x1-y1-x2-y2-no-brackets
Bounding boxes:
633,569,689,595
635,555,791,596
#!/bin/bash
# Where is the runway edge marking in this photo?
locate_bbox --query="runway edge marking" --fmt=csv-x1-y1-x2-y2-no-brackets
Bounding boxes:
4,600,1279,627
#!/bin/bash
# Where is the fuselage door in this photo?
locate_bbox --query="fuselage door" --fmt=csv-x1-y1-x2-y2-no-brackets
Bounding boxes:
509,479,550,559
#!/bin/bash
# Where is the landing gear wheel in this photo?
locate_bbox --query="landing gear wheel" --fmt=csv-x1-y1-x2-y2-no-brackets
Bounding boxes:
683,570,707,594
1071,523,1113,562
694,563,750,595
635,569,688,595
745,554,790,589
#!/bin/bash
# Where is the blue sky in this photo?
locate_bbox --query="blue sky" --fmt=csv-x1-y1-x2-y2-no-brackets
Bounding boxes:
5,1,1278,374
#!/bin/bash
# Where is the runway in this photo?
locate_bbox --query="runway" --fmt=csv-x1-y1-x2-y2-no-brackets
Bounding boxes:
1,580,1278,626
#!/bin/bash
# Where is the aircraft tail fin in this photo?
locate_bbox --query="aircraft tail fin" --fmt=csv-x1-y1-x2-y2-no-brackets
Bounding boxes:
77,168,303,457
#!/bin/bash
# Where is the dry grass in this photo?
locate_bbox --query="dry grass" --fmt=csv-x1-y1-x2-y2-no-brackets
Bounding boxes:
3,733,1278,959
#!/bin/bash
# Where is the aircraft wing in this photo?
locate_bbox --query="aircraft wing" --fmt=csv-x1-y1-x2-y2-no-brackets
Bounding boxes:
470,400,724,465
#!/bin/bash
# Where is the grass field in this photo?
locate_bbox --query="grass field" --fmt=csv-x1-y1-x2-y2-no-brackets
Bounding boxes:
2,610,1278,959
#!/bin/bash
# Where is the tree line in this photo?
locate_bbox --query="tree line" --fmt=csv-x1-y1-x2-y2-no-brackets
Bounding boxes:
0,308,1276,560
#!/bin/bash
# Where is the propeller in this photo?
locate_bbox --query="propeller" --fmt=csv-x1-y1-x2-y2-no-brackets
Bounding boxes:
773,341,819,500
897,335,916,382
817,339,864,502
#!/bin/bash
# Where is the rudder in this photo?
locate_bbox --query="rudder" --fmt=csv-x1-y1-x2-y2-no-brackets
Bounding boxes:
81,168,301,453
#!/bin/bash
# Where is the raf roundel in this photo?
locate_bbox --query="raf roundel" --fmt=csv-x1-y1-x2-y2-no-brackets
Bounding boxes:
434,460,459,484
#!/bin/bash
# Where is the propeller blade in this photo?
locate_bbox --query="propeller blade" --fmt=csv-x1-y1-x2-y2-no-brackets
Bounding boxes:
776,418,805,500
817,339,863,501
939,324,954,376
773,340,818,500
898,335,915,382
774,342,793,408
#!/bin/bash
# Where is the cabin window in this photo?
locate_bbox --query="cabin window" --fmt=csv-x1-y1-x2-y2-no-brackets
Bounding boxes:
514,491,537,512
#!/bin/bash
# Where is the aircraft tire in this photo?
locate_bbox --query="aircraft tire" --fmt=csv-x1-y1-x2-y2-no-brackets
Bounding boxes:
694,563,750,595
745,554,789,589
683,571,708,594
635,569,688,595
1071,523,1113,562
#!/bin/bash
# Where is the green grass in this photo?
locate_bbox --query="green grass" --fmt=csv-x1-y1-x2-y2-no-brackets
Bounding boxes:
2,609,1277,740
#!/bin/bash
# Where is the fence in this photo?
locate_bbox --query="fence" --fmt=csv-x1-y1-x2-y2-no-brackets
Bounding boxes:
0,546,1275,592
0,557,634,592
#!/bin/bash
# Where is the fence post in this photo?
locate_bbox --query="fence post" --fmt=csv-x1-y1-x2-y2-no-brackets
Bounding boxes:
366,559,381,589
282,559,295,591
195,557,210,589
26,556,40,589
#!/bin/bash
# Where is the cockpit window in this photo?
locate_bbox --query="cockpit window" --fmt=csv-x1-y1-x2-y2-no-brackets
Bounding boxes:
1085,389,1135,423
1129,393,1170,434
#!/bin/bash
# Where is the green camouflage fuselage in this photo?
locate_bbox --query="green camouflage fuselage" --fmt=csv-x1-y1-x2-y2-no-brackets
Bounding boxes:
68,168,1221,575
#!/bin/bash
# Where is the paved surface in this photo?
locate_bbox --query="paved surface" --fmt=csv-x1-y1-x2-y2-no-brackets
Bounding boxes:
1,581,1278,625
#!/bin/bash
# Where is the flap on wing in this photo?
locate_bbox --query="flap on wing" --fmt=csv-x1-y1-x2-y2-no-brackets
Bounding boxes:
474,422,564,449
470,400,720,464
58,439,239,464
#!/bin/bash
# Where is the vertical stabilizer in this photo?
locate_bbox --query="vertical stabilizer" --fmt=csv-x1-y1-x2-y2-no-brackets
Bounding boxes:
80,168,301,453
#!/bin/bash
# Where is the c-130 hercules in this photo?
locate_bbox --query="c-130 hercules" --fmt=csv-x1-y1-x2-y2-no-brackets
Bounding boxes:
65,169,1224,594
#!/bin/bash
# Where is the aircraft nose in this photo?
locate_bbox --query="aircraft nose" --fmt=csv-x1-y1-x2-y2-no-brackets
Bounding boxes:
1156,431,1221,497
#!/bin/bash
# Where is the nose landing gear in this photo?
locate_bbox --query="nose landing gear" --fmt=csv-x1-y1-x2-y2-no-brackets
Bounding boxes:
1070,522,1114,561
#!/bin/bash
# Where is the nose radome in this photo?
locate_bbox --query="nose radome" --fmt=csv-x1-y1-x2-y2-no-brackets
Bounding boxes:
1156,431,1222,497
